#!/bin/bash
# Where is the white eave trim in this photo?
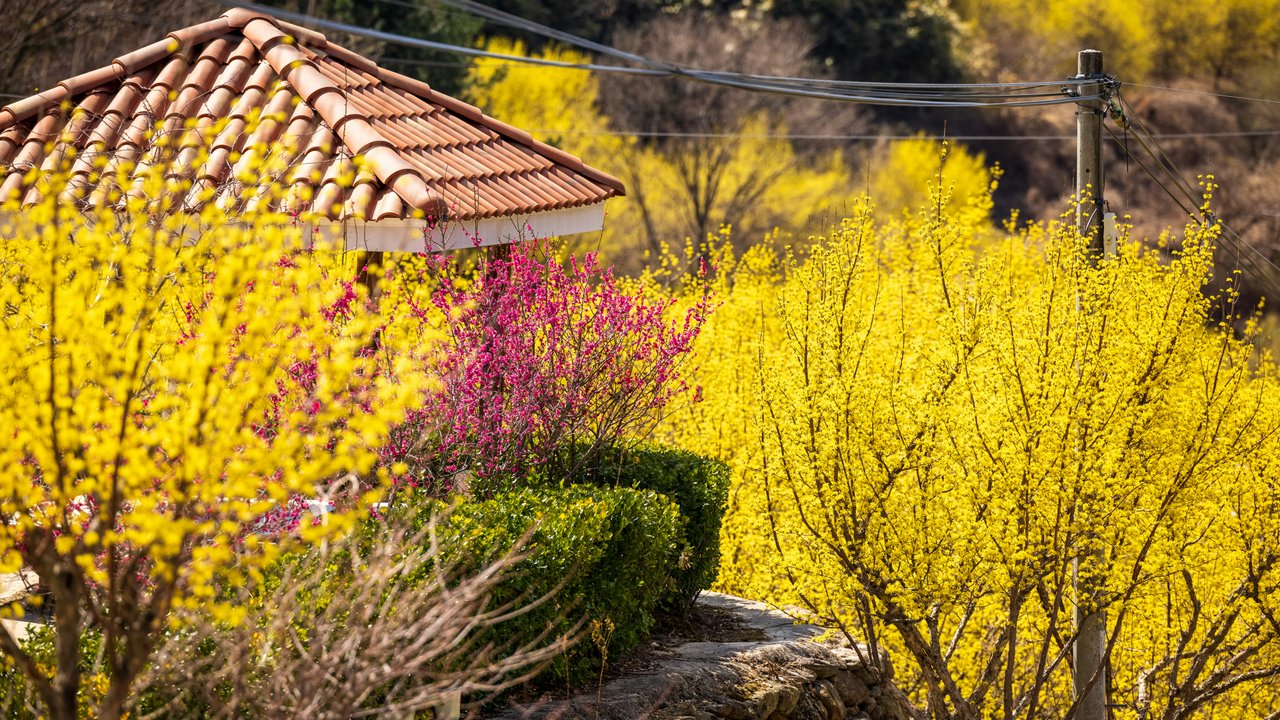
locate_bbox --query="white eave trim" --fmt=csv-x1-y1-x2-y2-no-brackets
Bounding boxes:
305,203,606,253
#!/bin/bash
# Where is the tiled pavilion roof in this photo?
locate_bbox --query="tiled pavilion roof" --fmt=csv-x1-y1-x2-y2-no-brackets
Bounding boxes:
0,8,624,224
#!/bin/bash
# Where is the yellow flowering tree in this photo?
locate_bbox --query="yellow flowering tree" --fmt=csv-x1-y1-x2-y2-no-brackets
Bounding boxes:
0,165,418,719
664,175,1280,717
465,40,863,273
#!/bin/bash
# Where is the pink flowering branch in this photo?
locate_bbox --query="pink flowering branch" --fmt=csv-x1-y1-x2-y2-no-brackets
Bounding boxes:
383,241,710,495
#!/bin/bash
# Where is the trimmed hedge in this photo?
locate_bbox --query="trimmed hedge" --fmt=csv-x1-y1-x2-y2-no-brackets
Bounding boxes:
0,468,706,713
552,442,731,613
426,484,683,683
0,486,682,715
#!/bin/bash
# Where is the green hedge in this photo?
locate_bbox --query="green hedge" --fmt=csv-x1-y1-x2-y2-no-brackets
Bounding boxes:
0,481,692,713
426,484,682,684
551,442,730,613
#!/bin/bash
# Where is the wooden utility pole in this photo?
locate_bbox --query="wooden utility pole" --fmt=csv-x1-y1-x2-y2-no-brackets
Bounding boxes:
1073,47,1109,720
1076,49,1106,260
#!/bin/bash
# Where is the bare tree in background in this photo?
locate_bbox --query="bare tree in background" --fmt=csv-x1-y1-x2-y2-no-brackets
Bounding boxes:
598,14,868,259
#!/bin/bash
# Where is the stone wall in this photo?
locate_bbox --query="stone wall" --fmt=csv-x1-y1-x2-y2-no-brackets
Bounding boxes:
663,640,911,720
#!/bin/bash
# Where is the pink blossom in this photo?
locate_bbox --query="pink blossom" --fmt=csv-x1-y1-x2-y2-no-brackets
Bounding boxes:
382,240,710,494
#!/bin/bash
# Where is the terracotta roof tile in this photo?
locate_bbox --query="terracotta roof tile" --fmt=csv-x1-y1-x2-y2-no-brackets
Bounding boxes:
0,10,622,222
60,66,123,98
0,127,22,165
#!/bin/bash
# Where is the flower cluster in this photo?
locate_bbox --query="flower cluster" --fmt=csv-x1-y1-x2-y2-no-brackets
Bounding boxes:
381,242,708,494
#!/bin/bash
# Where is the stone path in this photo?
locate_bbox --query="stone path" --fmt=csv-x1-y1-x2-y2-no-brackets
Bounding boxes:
492,592,913,720
0,570,36,605
0,570,40,644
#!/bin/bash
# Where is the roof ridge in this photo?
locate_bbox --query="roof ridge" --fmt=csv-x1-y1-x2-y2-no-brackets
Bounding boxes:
222,8,328,47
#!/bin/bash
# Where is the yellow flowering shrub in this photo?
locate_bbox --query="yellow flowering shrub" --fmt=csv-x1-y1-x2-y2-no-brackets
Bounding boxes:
956,0,1280,81
661,173,1280,718
866,137,990,221
0,144,421,719
466,38,620,153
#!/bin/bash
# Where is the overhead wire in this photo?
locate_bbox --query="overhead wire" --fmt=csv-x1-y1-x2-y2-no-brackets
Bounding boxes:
1117,93,1204,206
215,0,670,76
612,72,1091,107
264,0,1280,297
1120,82,1280,303
1214,222,1280,302
368,0,661,71
213,0,1100,108
1111,96,1280,300
10,0,1269,295
416,0,1280,306
373,45,1082,101
1202,220,1280,300
515,128,1280,142
414,0,1087,93
1103,123,1199,220
1127,82,1280,106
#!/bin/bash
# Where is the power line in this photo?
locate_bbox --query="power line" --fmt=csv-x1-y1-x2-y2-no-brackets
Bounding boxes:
2,4,1268,257
402,3,1280,295
417,0,1085,93
525,129,1280,141
220,1,669,76
213,0,1101,109
384,46,1079,97
1128,82,1280,106
1117,93,1202,208
1113,102,1280,296
1104,123,1199,219
446,0,1279,299
1112,97,1280,300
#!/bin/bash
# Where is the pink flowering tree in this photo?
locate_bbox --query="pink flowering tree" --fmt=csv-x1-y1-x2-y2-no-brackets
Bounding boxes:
382,241,710,496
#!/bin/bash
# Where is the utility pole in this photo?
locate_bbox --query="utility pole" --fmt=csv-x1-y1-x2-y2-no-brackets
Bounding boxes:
1073,47,1109,720
1076,49,1106,260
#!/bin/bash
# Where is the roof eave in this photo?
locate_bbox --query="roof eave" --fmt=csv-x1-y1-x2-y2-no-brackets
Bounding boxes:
308,202,609,252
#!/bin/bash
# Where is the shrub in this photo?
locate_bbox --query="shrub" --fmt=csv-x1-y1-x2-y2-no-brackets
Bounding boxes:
0,158,419,720
0,627,198,719
426,485,683,684
551,442,730,613
0,512,574,720
139,514,566,720
668,176,1280,717
380,241,709,495
0,627,99,720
